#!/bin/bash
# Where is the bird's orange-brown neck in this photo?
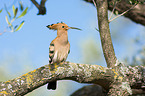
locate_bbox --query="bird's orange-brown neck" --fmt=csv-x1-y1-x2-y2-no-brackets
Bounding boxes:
56,30,69,45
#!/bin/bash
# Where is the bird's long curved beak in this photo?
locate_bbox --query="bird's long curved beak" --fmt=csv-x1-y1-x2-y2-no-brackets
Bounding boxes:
69,27,82,30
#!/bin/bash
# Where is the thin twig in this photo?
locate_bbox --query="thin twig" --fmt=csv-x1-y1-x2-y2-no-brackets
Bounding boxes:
92,0,97,9
109,3,137,22
0,27,9,35
92,0,99,31
31,0,40,9
109,0,118,20
95,27,99,32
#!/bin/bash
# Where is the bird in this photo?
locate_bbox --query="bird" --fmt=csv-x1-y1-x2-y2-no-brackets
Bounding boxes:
46,22,81,90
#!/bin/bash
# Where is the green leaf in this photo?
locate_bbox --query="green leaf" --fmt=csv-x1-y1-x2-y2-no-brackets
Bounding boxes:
12,5,15,16
14,8,18,18
115,10,118,15
4,4,11,18
17,7,28,18
7,12,11,18
10,25,14,32
95,28,99,32
12,5,18,18
0,9,3,13
5,16,11,26
6,16,14,32
14,25,18,29
19,1,24,11
15,21,24,31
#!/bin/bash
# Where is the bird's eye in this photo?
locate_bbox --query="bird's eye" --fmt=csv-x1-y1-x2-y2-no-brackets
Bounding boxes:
62,26,64,28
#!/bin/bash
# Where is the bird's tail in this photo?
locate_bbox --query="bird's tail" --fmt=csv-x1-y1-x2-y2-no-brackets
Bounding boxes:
47,81,57,90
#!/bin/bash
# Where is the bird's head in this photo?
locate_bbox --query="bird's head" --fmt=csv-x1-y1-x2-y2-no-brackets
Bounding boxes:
46,22,81,31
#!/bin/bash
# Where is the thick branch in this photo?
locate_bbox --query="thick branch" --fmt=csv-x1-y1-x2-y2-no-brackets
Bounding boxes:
71,61,145,95
0,62,113,95
71,85,145,96
71,85,107,96
0,61,145,95
84,0,145,26
96,0,117,68
30,0,46,15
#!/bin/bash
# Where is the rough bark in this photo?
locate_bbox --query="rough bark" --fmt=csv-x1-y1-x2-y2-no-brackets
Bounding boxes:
0,61,145,95
84,0,145,26
96,0,117,68
71,85,107,96
71,85,145,96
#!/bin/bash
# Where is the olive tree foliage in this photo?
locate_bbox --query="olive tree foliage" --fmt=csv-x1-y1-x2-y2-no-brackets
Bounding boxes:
0,1,28,35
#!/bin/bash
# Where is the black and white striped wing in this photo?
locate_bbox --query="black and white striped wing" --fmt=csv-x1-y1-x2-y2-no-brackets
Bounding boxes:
49,43,55,64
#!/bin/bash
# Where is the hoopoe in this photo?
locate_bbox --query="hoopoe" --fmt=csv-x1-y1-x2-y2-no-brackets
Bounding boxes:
46,22,81,90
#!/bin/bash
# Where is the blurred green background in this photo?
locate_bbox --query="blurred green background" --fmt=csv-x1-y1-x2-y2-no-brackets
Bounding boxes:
0,0,145,96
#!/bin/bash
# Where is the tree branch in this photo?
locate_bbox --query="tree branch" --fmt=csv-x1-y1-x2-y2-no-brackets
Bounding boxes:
0,61,145,95
84,0,145,26
95,0,117,68
109,3,138,22
30,0,46,15
31,0,40,9
71,85,145,96
71,85,107,96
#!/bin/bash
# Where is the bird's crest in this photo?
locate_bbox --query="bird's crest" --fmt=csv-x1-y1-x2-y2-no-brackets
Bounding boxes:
46,22,68,30
46,22,82,31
